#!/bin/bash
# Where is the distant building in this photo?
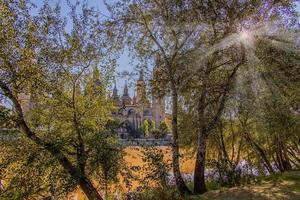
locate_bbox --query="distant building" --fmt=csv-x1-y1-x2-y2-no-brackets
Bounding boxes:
8,69,166,140
112,70,165,139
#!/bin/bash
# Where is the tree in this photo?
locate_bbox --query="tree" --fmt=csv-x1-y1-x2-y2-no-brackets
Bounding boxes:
86,131,124,199
140,146,171,188
149,120,155,133
152,122,169,139
157,122,169,138
107,0,200,194
107,0,299,195
142,120,149,137
180,0,299,194
0,1,121,199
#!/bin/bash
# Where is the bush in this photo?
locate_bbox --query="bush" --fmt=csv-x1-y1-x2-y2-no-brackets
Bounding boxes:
207,159,242,187
152,122,169,139
206,180,222,190
140,146,171,187
151,129,161,139
158,122,169,137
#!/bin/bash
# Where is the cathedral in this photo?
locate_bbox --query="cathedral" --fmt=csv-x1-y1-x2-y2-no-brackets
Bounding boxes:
111,70,165,139
14,69,166,140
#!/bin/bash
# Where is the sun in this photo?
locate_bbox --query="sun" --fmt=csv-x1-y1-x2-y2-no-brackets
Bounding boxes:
239,30,252,42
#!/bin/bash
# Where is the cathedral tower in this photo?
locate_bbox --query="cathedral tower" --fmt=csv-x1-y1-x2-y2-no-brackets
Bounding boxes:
136,69,147,104
152,94,165,129
112,81,118,97
121,81,132,105
112,81,122,106
151,53,165,128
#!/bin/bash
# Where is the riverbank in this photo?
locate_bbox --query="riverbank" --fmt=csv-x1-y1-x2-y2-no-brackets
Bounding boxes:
69,148,300,200
188,170,300,200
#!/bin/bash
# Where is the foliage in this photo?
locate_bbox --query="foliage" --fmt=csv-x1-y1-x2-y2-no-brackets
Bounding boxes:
107,0,299,194
86,131,124,197
158,122,169,137
0,1,121,199
141,120,149,137
140,146,171,188
148,120,155,133
206,159,241,187
152,122,169,139
0,139,76,199
0,0,299,199
151,129,161,139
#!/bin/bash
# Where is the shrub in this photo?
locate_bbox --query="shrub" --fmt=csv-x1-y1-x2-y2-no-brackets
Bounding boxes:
207,159,242,186
151,129,161,139
152,122,169,139
140,146,171,187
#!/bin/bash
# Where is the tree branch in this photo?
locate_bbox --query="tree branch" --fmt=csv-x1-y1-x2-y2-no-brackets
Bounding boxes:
0,79,85,183
205,53,245,133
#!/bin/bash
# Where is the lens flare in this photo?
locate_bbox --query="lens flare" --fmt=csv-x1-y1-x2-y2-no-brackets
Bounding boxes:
240,30,252,42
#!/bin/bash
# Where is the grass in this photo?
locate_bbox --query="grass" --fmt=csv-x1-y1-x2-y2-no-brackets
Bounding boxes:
187,170,300,200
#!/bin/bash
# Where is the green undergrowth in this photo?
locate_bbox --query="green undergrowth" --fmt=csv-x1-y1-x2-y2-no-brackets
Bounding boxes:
187,170,300,200
135,171,300,200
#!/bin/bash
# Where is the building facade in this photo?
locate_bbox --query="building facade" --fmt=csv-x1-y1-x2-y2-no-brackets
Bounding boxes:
10,69,166,140
112,70,165,139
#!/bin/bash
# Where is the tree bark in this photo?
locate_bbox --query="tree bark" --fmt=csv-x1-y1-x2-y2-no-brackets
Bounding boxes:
218,122,230,165
239,120,274,174
171,86,191,195
194,131,208,194
276,140,292,171
193,59,243,194
234,137,243,166
247,136,274,174
194,84,208,194
287,148,300,166
254,142,274,174
78,176,103,200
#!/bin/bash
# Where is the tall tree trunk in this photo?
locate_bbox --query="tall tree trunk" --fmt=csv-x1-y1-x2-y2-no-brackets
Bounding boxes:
251,139,274,174
275,136,293,171
241,127,274,174
194,131,208,194
281,142,292,170
194,81,208,195
287,148,300,166
218,121,230,165
78,176,103,200
234,137,243,166
271,152,281,172
229,117,236,164
276,144,292,171
171,87,191,195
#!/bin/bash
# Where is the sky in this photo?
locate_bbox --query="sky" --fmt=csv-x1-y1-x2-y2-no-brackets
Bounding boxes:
30,0,300,96
31,0,135,95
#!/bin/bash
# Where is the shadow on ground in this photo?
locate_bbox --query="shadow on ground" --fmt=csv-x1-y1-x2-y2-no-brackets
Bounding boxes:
189,171,300,200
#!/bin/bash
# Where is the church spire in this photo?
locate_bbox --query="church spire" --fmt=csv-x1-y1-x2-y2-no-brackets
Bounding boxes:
121,81,132,105
136,70,147,104
123,81,129,96
132,91,137,105
113,80,118,97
